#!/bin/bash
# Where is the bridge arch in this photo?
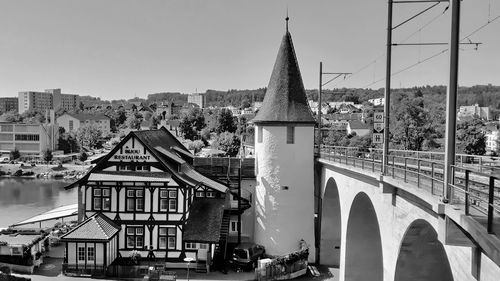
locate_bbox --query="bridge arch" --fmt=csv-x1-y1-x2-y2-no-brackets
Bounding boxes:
320,177,342,266
345,192,383,281
394,219,454,281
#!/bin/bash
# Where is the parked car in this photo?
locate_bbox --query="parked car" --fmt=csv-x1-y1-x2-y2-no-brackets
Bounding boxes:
230,243,266,270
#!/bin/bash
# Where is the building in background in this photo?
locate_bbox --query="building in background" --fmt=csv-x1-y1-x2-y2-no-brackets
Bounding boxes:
18,89,80,114
368,97,385,106
57,113,111,135
0,97,19,113
486,128,499,154
0,122,58,155
458,104,490,121
187,93,205,109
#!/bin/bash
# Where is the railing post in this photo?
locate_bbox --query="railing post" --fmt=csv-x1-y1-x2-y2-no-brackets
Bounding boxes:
362,152,365,169
464,170,470,216
479,157,483,173
417,160,421,188
392,156,395,178
372,152,375,172
404,158,407,182
431,162,435,195
487,176,495,234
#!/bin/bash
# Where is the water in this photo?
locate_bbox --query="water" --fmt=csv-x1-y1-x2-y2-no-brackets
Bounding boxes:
0,178,78,228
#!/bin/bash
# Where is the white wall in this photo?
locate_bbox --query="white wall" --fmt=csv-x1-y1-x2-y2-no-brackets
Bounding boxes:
254,124,316,262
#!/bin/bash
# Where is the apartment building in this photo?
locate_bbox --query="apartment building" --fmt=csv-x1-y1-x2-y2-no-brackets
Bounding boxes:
0,97,18,113
187,93,205,109
18,88,79,114
57,113,111,135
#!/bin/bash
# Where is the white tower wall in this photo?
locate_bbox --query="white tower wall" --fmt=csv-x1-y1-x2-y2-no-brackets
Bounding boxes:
254,124,316,262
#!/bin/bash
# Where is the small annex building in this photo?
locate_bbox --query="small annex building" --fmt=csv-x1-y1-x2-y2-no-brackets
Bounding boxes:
61,127,250,276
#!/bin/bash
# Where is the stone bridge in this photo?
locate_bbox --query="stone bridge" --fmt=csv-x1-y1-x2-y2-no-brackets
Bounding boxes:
316,149,500,281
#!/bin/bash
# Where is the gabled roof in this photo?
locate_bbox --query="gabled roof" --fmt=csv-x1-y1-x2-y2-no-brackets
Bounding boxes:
62,113,110,121
183,198,225,243
61,213,120,241
348,120,371,130
252,30,315,125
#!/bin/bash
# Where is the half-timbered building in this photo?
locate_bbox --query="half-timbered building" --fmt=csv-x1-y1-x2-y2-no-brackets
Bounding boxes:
61,127,250,275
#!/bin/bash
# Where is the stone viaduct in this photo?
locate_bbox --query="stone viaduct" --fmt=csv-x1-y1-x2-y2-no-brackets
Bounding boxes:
316,156,500,281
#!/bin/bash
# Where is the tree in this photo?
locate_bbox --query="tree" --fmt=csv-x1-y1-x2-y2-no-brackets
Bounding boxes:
457,119,486,155
42,148,53,163
179,108,206,140
185,140,205,153
78,101,85,111
391,93,436,151
58,132,79,153
213,132,241,157
77,125,102,149
10,148,20,160
126,112,143,130
216,108,237,134
0,111,22,123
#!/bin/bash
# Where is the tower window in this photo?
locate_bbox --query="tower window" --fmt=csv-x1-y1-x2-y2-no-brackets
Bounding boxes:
258,126,263,143
287,126,294,144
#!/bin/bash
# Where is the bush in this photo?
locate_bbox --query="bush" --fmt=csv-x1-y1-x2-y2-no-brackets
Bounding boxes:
78,151,88,162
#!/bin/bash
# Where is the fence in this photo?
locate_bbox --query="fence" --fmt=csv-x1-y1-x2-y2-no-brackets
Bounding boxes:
256,249,309,281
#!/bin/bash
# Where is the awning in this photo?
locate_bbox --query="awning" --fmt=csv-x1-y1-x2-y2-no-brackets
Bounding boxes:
11,204,78,227
61,213,120,241
183,198,225,243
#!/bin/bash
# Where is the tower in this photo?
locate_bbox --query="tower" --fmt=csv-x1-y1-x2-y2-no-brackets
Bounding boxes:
252,17,316,262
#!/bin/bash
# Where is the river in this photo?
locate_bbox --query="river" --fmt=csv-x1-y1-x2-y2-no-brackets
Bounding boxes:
0,178,78,228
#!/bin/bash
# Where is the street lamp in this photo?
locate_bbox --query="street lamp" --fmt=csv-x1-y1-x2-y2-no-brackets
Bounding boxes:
184,257,195,281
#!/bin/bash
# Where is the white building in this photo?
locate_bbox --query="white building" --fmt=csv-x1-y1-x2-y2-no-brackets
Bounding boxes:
0,122,58,155
187,93,205,109
57,113,111,135
368,97,385,106
458,104,490,120
486,129,499,153
251,25,316,262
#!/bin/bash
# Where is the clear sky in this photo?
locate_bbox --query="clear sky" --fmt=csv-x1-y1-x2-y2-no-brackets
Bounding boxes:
1,0,499,100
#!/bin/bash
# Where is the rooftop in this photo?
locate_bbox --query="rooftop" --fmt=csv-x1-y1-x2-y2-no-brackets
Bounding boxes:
61,213,120,241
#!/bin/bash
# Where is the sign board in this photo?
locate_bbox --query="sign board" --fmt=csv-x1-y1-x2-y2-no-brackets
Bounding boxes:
374,122,384,133
373,133,384,144
374,112,384,123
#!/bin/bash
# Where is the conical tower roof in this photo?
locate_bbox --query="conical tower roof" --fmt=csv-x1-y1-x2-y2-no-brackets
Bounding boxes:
252,28,316,125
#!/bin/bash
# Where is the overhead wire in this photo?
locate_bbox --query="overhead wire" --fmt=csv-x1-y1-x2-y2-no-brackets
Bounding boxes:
330,2,448,88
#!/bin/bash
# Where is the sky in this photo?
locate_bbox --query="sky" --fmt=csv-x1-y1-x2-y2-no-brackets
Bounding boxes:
0,0,499,100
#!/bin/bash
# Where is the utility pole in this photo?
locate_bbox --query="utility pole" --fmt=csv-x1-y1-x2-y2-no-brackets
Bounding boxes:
317,62,351,150
383,0,393,175
443,0,460,202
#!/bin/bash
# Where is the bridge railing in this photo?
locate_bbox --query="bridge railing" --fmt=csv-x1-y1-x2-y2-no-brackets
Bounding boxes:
318,145,500,234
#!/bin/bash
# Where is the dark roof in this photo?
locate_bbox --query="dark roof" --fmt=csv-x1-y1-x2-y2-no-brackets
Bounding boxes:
61,213,120,241
65,113,110,121
183,198,225,243
133,128,190,156
252,31,315,125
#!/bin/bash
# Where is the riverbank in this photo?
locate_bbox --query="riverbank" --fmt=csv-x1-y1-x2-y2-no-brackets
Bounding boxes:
0,163,90,180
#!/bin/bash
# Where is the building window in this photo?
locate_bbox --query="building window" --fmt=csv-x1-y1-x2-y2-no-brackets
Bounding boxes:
78,247,85,261
185,242,197,249
87,247,95,261
195,191,205,198
14,134,40,141
119,165,133,171
126,189,144,211
93,188,111,211
287,126,294,144
136,165,150,172
258,126,263,143
159,227,176,250
126,226,144,249
206,191,215,198
69,120,73,131
230,220,239,233
159,188,177,212
199,243,208,249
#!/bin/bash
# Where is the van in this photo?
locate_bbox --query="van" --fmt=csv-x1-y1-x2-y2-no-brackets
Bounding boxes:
230,243,266,270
